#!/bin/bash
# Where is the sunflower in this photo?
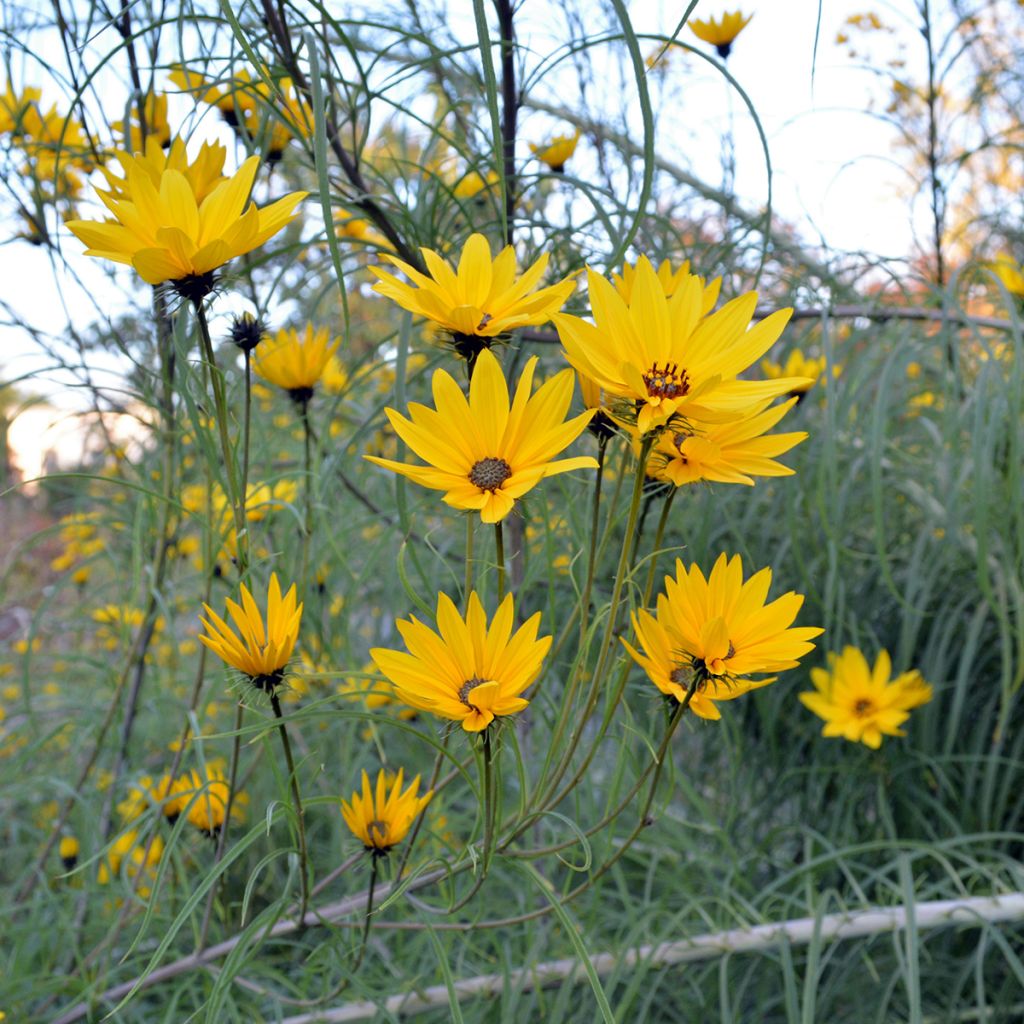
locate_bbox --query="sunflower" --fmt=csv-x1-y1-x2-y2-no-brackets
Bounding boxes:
177,763,239,836
99,137,227,204
369,233,575,363
199,573,303,691
646,397,807,486
113,92,172,152
65,146,306,300
799,647,933,749
252,323,340,404
341,768,433,854
365,348,597,523
623,553,823,720
990,253,1024,297
555,255,803,436
453,168,499,199
689,11,752,59
530,130,580,172
371,591,551,732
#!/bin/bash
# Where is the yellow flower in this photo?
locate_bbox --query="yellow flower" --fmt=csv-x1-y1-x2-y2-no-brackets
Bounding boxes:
59,835,80,869
99,137,226,204
689,10,752,58
199,573,303,690
612,257,720,306
623,553,823,720
646,397,807,486
179,763,236,836
761,349,840,395
530,130,580,172
252,323,340,401
113,92,171,152
321,354,349,395
333,206,390,249
341,768,432,854
799,647,933,748
990,253,1024,297
454,168,499,199
169,65,258,127
366,348,597,523
97,830,164,896
555,256,801,436
0,82,41,134
371,591,551,732
65,147,306,299
369,233,575,358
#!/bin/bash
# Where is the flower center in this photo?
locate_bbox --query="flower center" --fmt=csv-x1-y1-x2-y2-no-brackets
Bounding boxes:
368,819,389,845
459,676,486,706
469,457,512,492
853,698,875,718
643,362,690,401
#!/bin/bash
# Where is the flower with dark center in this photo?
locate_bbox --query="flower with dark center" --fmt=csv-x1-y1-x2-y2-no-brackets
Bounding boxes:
341,768,432,855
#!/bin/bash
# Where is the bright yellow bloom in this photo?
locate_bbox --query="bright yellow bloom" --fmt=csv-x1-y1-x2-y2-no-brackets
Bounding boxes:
623,553,823,720
0,82,41,134
366,348,597,523
761,349,840,395
454,169,499,199
646,397,807,486
65,148,306,296
321,354,349,395
113,92,171,152
334,206,389,249
371,591,551,732
612,257,720,307
370,233,575,348
990,253,1024,297
97,830,164,896
252,324,340,399
59,835,80,869
530,130,580,172
341,768,432,853
690,11,752,58
180,763,233,835
199,573,303,689
799,647,932,749
100,137,226,204
555,256,802,436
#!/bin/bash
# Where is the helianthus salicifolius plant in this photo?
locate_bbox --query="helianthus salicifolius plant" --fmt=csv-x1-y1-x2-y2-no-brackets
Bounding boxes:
65,144,306,303
555,255,806,436
689,10,752,59
644,397,807,487
529,129,581,173
252,323,340,406
365,348,597,523
371,591,551,733
341,768,433,855
198,573,303,692
370,232,576,368
623,553,823,720
799,647,933,749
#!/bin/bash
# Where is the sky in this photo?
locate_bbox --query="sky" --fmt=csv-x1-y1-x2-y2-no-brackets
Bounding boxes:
1,0,922,436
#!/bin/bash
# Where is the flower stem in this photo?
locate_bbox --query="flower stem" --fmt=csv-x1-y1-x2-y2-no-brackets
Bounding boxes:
464,514,475,609
642,486,677,606
299,395,313,585
578,434,609,646
270,691,310,925
494,521,506,603
353,854,379,971
194,301,248,573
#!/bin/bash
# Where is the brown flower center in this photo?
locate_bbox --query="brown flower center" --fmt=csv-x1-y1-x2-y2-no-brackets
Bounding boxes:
458,676,489,707
643,362,690,401
469,457,512,491
853,698,875,718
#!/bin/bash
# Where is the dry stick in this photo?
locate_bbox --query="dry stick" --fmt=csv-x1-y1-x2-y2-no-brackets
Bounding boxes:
277,893,1024,1023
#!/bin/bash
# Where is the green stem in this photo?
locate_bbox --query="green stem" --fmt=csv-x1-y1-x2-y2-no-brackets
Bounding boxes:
270,691,310,924
577,434,608,646
241,350,253,523
353,854,379,970
464,514,475,608
642,486,678,606
194,301,248,573
494,521,505,603
299,396,313,585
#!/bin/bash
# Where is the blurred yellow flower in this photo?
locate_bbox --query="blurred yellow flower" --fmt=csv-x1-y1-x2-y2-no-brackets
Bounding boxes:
366,348,597,523
97,829,164,897
761,349,840,395
66,147,305,300
624,553,823,720
690,10,752,58
646,397,807,486
199,573,303,690
612,257,720,307
799,647,932,748
341,767,432,854
113,92,171,152
370,233,575,363
556,256,800,436
453,168,498,199
989,253,1024,296
252,324,340,401
530,129,580,172
59,835,80,870
371,591,551,732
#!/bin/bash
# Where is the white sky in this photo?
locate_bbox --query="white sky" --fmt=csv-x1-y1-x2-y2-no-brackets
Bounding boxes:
1,0,926,423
